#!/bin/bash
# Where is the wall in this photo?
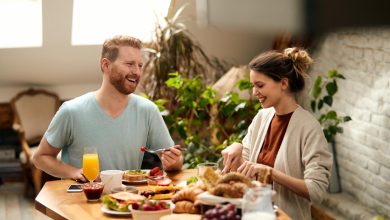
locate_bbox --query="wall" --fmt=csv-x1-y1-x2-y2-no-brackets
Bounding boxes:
310,28,390,217
0,0,272,102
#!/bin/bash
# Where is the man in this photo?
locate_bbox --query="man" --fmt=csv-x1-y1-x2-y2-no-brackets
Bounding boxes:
33,35,183,182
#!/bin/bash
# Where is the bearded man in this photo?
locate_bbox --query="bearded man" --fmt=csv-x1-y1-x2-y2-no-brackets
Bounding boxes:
33,36,183,182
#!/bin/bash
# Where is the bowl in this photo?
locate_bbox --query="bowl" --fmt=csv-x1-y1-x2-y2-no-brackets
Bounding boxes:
111,185,138,194
82,182,104,202
129,201,174,220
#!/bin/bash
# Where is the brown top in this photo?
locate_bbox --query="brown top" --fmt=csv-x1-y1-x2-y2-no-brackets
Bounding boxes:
257,111,294,167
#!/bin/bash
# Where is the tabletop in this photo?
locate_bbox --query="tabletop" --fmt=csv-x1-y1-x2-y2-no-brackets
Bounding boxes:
35,169,291,220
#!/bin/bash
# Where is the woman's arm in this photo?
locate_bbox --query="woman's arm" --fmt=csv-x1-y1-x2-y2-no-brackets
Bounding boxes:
237,161,310,200
272,169,310,200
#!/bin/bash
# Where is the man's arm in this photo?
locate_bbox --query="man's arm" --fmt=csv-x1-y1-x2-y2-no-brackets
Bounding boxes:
32,137,86,181
160,145,183,171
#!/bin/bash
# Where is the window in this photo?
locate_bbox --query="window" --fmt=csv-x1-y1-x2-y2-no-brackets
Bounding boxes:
72,0,171,45
0,0,42,48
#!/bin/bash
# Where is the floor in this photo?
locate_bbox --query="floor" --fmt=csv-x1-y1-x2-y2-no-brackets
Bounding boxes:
0,180,50,220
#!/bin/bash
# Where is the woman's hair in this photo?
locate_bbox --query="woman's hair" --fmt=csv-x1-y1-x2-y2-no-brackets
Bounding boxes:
249,47,313,93
101,35,142,62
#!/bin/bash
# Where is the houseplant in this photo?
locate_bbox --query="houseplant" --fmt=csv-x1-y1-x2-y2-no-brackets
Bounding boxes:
310,69,352,192
141,6,228,101
151,73,260,168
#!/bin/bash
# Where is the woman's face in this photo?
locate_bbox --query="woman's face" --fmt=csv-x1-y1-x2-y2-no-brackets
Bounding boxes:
250,70,287,109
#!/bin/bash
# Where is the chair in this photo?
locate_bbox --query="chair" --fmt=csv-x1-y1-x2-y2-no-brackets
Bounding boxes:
10,88,60,196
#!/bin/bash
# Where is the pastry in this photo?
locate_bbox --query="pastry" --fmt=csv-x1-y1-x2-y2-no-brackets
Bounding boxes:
173,201,199,214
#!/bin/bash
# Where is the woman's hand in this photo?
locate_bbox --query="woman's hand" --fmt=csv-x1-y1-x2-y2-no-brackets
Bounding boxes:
221,142,244,173
237,161,272,181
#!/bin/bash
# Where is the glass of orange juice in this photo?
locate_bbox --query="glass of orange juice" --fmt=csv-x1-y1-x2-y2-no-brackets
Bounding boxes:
82,147,100,183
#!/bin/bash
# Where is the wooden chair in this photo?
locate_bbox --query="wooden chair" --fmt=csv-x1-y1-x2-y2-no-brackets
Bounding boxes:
10,88,60,196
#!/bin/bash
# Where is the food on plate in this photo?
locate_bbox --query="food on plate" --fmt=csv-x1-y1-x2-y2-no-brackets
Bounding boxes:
200,167,221,190
173,201,198,214
211,182,247,198
131,200,171,211
216,172,252,186
102,192,146,212
256,167,273,184
123,169,147,182
172,187,204,203
149,166,164,177
200,167,253,199
172,187,204,214
202,203,240,220
140,185,182,200
186,176,198,186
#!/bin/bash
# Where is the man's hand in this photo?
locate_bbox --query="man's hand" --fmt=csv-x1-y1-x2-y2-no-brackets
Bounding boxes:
161,145,183,171
221,142,244,173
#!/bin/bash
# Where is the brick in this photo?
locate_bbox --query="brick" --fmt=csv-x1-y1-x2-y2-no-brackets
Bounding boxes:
366,186,388,204
371,114,390,128
379,165,390,181
378,128,390,141
373,78,390,89
382,104,390,117
371,175,390,191
367,160,380,174
375,151,390,169
365,136,389,152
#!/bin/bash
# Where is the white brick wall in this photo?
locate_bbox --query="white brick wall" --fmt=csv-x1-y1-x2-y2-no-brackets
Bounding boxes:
310,28,390,217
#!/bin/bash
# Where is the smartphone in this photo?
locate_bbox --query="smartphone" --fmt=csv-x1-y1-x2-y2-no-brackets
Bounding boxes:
67,184,83,193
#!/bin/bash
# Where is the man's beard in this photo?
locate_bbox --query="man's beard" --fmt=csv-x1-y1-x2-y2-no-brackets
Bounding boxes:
109,69,136,95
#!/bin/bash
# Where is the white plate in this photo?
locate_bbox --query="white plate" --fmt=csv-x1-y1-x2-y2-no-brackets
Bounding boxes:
122,169,166,184
101,205,131,216
197,191,243,208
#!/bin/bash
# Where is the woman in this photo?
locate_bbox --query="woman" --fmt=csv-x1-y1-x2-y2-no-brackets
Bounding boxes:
221,47,332,220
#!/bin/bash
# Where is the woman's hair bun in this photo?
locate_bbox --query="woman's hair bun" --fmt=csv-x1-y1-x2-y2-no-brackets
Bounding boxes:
283,47,313,73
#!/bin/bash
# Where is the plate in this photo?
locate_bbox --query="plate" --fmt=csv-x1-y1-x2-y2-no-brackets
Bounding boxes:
101,205,131,216
197,192,243,208
122,169,167,184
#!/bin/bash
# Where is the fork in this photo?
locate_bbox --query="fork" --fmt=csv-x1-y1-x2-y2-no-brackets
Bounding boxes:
140,146,186,155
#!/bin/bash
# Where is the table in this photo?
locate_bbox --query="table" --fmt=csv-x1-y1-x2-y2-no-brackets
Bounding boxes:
35,169,291,220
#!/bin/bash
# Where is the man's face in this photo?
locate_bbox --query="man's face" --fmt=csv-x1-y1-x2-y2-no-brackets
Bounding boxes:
108,46,143,95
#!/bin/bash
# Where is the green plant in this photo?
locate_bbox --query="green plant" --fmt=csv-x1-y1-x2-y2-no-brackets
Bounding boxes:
142,6,228,101
310,69,352,142
152,72,260,168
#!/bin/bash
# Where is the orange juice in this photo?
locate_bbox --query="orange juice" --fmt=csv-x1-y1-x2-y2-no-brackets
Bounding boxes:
83,153,99,182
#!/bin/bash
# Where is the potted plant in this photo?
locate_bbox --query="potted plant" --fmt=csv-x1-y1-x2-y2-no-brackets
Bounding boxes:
141,6,228,101
310,69,352,192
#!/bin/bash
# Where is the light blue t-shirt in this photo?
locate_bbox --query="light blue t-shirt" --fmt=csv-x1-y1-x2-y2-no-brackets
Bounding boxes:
45,92,174,170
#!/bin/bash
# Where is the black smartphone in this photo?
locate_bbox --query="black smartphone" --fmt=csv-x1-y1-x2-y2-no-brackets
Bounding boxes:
67,184,83,193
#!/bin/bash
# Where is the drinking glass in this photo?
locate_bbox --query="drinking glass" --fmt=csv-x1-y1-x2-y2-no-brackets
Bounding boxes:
197,162,218,178
82,147,100,183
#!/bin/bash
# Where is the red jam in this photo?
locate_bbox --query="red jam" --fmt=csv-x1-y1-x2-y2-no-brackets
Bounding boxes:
82,182,104,201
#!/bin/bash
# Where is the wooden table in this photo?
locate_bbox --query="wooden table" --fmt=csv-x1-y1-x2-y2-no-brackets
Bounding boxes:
35,169,291,220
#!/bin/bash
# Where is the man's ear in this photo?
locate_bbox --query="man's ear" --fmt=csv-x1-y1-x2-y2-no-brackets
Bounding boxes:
100,58,110,72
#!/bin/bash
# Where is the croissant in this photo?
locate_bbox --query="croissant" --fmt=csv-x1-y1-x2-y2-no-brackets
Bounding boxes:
216,172,252,186
173,201,199,214
172,187,204,203
211,182,247,198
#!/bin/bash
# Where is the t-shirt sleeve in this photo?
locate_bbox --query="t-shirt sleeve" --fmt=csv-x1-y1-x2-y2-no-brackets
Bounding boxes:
44,103,73,149
146,106,174,150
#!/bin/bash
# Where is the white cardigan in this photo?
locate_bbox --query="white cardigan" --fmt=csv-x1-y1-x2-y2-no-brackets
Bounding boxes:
242,106,332,220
